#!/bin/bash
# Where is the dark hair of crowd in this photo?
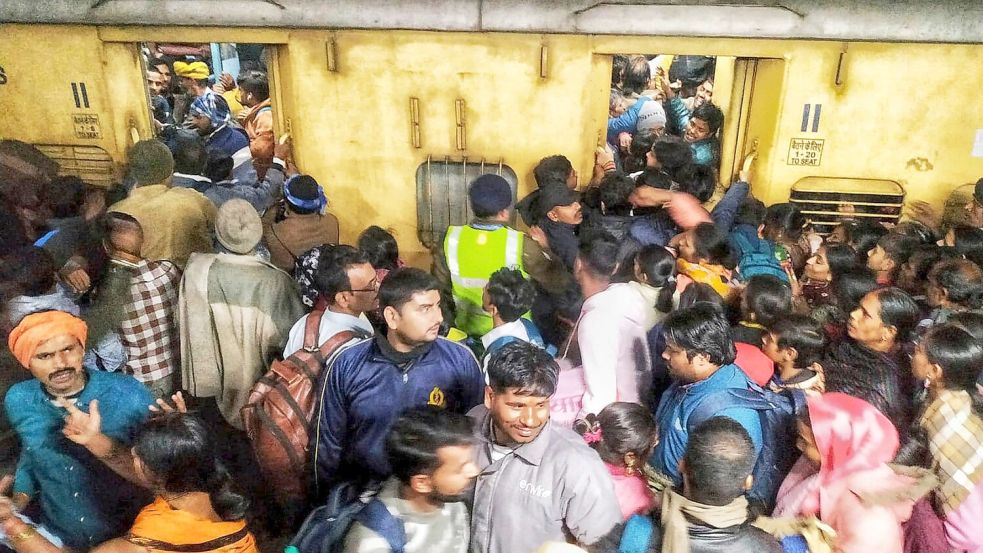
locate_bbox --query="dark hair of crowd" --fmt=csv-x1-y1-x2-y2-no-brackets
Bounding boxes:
768,314,827,368
684,417,756,506
173,135,208,175
685,164,716,204
624,133,657,175
948,311,983,342
873,233,920,280
743,275,792,327
611,55,629,87
622,55,651,95
762,203,806,242
634,245,676,314
890,221,937,245
43,176,86,219
823,243,864,275
598,173,635,215
386,407,476,485
735,197,766,227
577,234,621,280
650,135,694,179
313,245,371,304
578,402,657,467
849,220,888,255
678,282,726,313
378,267,439,311
920,325,983,419
533,155,573,188
662,303,736,366
692,103,724,136
133,413,248,521
951,225,983,268
869,287,920,343
690,222,737,270
0,246,57,298
204,149,233,183
927,257,983,310
357,225,400,272
486,341,558,397
634,168,673,190
237,70,269,101
831,267,878,315
487,267,535,323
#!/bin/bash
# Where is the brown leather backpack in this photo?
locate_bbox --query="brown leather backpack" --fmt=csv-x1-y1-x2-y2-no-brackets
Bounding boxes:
240,308,367,503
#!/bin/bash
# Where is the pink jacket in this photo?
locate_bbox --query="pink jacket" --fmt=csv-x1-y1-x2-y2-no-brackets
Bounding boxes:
943,480,983,552
605,463,655,519
575,283,652,416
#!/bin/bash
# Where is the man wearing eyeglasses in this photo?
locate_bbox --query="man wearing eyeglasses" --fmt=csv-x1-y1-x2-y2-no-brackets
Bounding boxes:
282,245,378,358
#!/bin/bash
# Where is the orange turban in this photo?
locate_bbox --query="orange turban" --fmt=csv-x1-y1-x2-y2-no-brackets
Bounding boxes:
7,311,88,369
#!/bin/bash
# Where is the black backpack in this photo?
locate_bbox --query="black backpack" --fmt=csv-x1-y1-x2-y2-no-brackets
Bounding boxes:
288,482,406,553
687,383,807,513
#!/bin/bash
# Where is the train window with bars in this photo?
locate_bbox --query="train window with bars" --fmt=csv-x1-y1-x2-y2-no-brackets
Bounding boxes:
789,177,905,235
415,157,518,249
34,144,115,187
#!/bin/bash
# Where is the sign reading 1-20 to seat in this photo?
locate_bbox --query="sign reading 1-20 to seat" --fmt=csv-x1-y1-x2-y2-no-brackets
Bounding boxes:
788,138,824,166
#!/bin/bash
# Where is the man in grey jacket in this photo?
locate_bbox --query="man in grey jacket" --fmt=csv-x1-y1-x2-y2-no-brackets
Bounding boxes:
468,342,622,553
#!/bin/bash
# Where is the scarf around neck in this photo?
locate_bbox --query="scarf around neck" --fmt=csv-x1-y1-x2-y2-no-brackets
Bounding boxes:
920,389,983,513
660,488,749,553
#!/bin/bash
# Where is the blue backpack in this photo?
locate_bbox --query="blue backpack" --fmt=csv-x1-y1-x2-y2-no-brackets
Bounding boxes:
687,382,807,513
288,482,405,553
732,231,789,284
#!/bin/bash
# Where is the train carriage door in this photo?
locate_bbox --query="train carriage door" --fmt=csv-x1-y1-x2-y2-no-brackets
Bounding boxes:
726,57,787,203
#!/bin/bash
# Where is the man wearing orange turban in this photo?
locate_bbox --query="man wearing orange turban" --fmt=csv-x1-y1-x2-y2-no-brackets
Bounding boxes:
4,311,154,550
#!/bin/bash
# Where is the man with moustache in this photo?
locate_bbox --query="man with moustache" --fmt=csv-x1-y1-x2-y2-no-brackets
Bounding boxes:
2,311,152,551
468,342,621,553
312,268,485,495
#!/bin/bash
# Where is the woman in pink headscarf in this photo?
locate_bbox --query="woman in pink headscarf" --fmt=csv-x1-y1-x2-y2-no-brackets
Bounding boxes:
773,393,936,553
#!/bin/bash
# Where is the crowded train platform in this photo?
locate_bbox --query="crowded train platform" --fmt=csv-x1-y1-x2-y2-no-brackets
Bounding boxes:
1,35,983,553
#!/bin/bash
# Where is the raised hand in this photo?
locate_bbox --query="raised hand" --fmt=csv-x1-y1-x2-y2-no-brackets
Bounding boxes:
149,391,188,414
57,398,102,446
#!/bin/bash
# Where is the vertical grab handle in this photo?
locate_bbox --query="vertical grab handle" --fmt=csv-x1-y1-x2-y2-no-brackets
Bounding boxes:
455,99,466,151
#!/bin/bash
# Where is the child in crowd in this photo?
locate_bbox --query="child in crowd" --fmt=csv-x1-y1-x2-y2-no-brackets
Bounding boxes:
674,222,738,298
630,245,677,330
731,274,791,347
576,402,658,519
799,243,862,309
762,314,827,393
480,267,547,365
867,233,920,286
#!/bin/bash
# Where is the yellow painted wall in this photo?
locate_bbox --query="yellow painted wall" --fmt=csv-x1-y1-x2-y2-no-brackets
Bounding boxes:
2,25,982,265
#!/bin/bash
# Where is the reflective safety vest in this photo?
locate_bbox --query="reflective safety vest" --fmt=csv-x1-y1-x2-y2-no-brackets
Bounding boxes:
444,224,525,337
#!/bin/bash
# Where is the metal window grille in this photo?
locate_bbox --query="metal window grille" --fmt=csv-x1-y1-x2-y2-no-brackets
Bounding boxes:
34,144,115,187
416,156,518,249
789,177,905,234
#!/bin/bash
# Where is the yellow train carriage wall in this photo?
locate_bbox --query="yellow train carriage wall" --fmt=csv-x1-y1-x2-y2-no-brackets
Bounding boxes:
1,24,982,265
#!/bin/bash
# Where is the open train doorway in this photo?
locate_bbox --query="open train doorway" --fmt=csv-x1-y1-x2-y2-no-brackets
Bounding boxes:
141,42,281,182
604,53,785,203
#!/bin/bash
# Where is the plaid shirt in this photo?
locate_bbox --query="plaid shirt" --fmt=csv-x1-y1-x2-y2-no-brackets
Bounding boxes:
119,259,181,384
922,389,983,514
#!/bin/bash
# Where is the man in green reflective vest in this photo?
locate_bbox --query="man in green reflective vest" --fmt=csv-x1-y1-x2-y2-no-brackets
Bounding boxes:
433,174,572,339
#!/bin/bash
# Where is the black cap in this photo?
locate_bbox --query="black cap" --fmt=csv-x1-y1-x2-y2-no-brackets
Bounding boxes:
538,183,579,215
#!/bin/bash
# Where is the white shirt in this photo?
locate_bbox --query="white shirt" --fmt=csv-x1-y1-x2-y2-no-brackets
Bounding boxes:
282,309,374,358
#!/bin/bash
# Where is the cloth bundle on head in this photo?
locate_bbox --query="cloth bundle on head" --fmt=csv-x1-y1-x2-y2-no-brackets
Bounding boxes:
215,198,263,254
284,174,327,213
469,174,513,216
173,61,210,80
128,139,175,186
636,100,667,137
8,311,88,369
190,93,232,128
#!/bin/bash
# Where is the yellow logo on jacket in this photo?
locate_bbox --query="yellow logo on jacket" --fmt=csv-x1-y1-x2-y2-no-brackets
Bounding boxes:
427,386,446,407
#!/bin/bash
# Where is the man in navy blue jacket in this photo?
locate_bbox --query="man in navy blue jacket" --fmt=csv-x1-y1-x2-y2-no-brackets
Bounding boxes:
312,267,485,495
